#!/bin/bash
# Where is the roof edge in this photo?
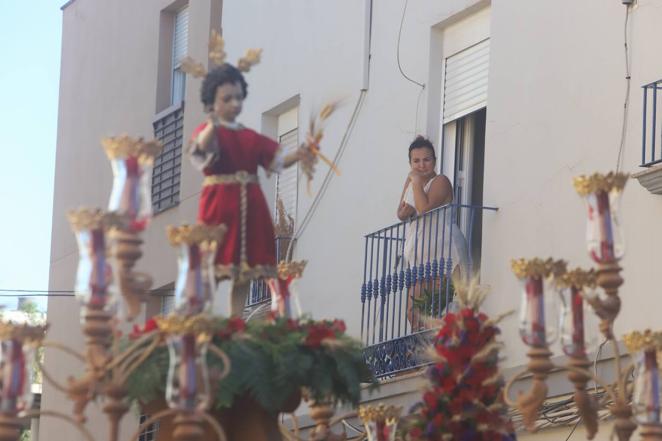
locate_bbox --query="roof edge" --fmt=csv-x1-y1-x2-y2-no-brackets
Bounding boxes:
60,0,78,11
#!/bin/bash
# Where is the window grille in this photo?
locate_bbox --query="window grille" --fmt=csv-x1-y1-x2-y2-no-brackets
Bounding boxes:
152,103,184,213
275,128,299,225
138,414,159,441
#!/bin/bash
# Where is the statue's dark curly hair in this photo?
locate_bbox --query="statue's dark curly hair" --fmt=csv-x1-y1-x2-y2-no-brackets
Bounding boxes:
200,64,249,111
408,135,436,161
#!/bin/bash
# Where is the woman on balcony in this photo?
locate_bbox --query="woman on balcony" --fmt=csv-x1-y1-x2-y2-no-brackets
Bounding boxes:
397,136,469,331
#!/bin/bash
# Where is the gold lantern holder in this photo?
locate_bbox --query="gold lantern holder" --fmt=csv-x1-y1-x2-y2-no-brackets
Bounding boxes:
504,172,648,441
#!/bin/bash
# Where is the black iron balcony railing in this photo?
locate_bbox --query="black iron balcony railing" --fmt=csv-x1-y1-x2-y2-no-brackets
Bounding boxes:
642,79,662,167
246,236,294,307
360,203,497,378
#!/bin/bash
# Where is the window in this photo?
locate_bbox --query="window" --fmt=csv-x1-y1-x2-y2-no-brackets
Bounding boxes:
160,295,175,315
171,6,188,105
274,107,299,234
138,414,159,441
440,39,489,266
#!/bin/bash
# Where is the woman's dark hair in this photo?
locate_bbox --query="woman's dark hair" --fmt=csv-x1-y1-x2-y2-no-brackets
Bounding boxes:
408,135,436,161
200,64,249,111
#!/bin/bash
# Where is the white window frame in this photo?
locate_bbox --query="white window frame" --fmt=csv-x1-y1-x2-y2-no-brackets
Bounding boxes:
274,107,299,228
171,5,189,105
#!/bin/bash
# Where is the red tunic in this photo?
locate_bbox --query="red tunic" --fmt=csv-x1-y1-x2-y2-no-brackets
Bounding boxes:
190,122,279,281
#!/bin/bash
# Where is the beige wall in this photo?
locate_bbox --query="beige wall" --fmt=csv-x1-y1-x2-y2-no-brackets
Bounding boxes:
46,0,662,438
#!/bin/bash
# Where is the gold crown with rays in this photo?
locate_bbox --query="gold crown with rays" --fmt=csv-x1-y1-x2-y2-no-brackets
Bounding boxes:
180,29,262,78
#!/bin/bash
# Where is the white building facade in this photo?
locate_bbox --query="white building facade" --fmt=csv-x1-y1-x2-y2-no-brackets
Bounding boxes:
43,1,662,439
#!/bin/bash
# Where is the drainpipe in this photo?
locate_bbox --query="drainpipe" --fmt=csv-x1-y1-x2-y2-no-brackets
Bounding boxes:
362,0,373,91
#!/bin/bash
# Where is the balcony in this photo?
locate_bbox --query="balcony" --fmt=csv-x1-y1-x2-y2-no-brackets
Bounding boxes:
634,79,662,194
359,203,497,378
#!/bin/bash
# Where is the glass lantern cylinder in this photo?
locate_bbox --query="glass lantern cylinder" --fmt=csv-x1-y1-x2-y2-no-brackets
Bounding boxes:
165,333,211,412
167,225,224,316
513,259,564,348
268,261,306,319
103,137,162,232
0,337,35,415
358,405,402,441
267,277,296,319
574,173,627,264
517,276,561,347
68,209,118,317
560,290,600,358
173,243,216,316
633,348,661,424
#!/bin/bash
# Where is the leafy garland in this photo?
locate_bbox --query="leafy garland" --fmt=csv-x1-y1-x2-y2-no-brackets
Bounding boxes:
406,280,516,441
125,316,376,413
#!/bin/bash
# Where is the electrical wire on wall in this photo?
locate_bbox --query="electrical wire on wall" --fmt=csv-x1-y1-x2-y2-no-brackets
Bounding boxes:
616,3,633,172
397,0,426,135
286,90,367,261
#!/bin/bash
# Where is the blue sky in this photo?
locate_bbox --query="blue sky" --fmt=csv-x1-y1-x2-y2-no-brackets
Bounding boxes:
0,3,62,311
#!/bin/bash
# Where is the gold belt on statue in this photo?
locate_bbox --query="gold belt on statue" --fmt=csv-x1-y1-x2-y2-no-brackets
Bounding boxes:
203,171,259,186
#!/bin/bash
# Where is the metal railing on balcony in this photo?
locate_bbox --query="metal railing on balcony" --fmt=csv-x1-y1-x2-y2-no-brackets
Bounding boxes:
246,236,294,308
360,203,497,378
152,102,185,213
641,79,662,167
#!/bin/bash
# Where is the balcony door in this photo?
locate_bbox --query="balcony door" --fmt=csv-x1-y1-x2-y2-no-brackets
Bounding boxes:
440,39,489,272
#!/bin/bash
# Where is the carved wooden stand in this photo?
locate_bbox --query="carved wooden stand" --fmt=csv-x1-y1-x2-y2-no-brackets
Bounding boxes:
0,415,22,441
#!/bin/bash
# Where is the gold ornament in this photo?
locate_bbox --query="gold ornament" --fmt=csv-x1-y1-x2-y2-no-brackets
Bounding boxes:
573,172,628,196
155,314,217,343
166,224,227,247
358,403,402,423
101,135,163,164
510,258,567,279
208,29,226,66
237,48,262,73
0,321,48,344
557,267,597,289
67,208,129,232
277,260,307,280
623,329,662,353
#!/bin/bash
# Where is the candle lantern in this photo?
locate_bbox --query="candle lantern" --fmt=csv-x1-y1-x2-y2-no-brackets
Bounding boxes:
573,172,628,264
558,268,599,357
102,136,163,232
0,322,47,416
68,208,123,318
358,404,402,441
267,261,307,319
167,225,226,316
511,258,566,347
624,330,662,425
158,316,215,412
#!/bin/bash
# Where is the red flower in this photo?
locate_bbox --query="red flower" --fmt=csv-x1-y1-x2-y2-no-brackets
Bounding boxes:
423,391,437,408
409,427,423,438
218,317,246,339
304,324,336,347
286,319,301,331
129,318,158,339
331,319,346,334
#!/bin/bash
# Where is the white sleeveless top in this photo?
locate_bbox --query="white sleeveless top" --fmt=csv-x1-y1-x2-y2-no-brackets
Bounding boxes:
402,176,469,276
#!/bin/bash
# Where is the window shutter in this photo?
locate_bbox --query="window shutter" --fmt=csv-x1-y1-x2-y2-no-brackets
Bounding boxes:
276,128,299,222
172,7,189,68
442,39,490,124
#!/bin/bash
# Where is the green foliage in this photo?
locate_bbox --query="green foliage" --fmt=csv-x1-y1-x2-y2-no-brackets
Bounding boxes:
125,317,376,413
412,277,455,317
